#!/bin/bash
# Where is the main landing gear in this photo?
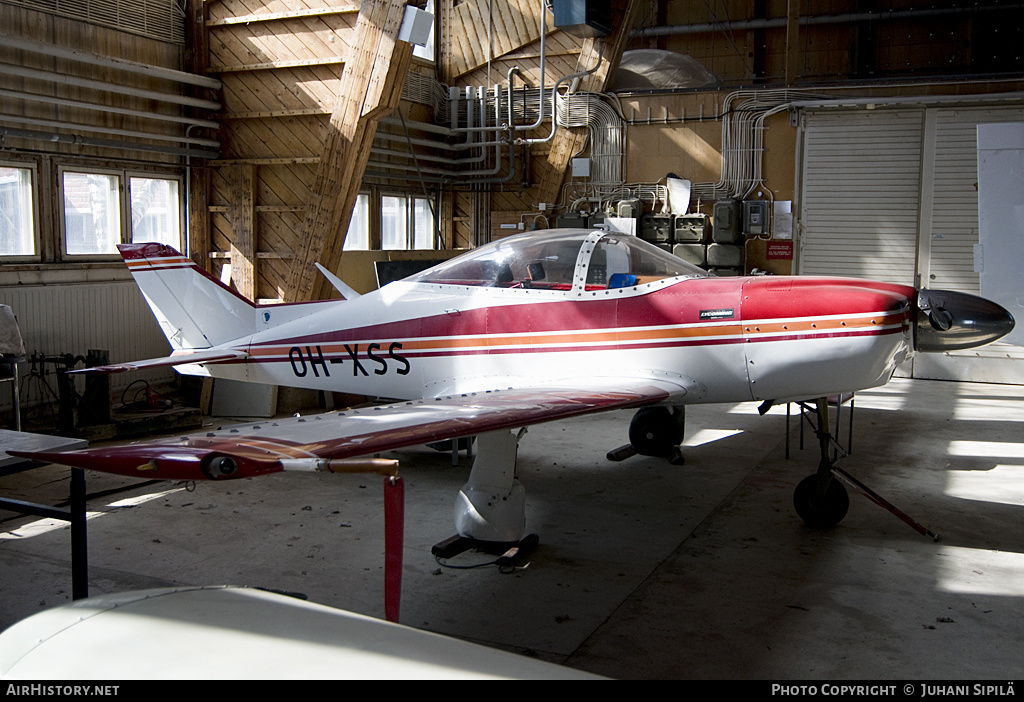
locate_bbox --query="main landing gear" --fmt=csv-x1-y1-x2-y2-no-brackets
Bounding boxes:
431,429,539,568
607,405,687,465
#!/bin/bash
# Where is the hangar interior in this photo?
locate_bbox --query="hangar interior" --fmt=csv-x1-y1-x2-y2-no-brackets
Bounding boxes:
1,0,1023,679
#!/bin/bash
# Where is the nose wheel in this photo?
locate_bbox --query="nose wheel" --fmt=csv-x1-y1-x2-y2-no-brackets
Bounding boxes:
793,473,849,528
792,397,938,540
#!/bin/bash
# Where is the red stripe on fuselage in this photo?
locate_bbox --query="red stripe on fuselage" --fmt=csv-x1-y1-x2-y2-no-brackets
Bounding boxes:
250,276,911,352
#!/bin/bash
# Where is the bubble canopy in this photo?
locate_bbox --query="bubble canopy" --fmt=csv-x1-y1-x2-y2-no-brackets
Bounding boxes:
406,229,709,291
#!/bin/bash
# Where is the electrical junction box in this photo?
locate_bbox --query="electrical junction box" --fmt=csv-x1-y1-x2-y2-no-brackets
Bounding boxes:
556,212,588,228
743,200,770,236
616,199,642,219
641,213,673,243
551,0,610,38
398,6,433,47
707,243,743,268
672,243,707,267
572,158,591,178
712,199,742,243
673,213,709,243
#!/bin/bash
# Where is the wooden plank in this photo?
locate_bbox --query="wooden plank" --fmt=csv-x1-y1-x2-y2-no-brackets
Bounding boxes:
220,108,331,119
206,5,358,26
210,56,345,73
187,0,212,268
785,0,800,85
229,164,257,301
285,0,414,303
448,0,554,78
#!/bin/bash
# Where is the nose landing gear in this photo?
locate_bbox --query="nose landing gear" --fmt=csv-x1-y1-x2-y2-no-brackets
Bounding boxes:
793,397,938,540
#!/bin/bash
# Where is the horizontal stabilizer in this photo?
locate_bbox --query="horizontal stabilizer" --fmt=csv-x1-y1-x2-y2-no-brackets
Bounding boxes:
69,349,248,374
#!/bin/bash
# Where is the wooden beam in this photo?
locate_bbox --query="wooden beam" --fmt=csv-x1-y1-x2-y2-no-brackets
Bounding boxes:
186,0,211,268
205,5,359,27
285,0,414,303
534,0,643,208
785,0,801,86
229,164,257,301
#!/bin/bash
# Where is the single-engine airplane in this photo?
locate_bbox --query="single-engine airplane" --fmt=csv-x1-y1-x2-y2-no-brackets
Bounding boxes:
12,228,1015,540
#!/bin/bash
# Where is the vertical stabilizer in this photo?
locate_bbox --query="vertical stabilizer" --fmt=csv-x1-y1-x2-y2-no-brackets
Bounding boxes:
118,243,256,349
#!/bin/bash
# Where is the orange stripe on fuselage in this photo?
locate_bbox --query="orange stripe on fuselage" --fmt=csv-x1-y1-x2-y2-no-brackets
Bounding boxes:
245,310,907,359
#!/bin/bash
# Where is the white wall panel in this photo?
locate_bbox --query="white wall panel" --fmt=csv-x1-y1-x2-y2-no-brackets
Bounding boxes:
0,281,173,412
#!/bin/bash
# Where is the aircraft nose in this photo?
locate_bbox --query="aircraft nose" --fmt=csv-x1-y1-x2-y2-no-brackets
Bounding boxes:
915,289,1015,352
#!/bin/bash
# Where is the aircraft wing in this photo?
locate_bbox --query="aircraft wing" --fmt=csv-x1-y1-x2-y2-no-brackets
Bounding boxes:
9,378,686,481
67,348,248,374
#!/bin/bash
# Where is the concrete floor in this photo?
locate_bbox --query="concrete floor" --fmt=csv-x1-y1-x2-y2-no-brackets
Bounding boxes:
1,377,1023,679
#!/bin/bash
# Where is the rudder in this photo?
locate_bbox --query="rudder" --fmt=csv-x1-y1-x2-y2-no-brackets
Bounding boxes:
119,243,256,350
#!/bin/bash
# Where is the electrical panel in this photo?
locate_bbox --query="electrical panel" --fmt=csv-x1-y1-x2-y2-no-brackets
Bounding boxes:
672,243,706,267
641,213,673,243
712,199,742,243
707,243,743,268
743,200,770,236
673,213,710,243
556,212,588,228
616,199,642,219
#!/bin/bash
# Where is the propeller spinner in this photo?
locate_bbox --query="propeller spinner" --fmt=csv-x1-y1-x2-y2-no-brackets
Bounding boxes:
915,289,1015,352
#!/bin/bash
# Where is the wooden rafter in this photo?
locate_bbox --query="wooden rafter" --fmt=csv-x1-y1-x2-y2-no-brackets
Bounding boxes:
284,0,414,303
446,0,548,79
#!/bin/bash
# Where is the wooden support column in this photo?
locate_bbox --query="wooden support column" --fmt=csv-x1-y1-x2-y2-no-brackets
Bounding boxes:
785,0,801,86
534,0,642,208
229,163,257,301
186,0,211,268
285,0,414,303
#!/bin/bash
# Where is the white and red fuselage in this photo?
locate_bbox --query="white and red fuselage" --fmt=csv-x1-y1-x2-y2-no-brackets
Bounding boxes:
127,229,921,408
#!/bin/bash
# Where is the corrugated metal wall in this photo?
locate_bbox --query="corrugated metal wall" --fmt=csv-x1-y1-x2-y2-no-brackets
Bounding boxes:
796,102,1024,384
797,108,924,286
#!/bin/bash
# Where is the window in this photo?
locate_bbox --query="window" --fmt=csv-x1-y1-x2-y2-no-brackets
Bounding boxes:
0,165,37,258
381,195,408,250
129,177,180,247
382,194,435,250
63,171,121,255
343,193,370,251
60,168,183,257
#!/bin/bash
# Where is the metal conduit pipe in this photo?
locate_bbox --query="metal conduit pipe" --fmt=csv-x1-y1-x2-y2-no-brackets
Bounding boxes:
634,3,1023,37
0,114,221,148
0,88,219,130
0,125,219,159
690,89,825,200
0,63,222,111
371,84,513,181
515,43,603,147
0,32,222,90
514,0,547,132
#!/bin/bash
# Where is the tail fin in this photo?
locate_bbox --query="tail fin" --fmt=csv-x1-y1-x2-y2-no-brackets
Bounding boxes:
118,243,256,350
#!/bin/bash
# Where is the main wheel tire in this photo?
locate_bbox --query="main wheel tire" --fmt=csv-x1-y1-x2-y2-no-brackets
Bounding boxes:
793,475,850,528
629,407,683,457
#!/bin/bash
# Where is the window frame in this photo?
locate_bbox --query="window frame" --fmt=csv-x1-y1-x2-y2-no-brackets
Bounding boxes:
57,164,185,261
380,192,436,251
0,160,41,263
